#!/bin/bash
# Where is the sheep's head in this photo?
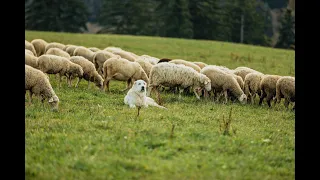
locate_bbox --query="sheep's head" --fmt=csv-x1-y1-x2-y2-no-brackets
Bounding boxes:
238,94,247,104
71,64,84,78
94,74,104,90
48,95,59,111
199,74,211,91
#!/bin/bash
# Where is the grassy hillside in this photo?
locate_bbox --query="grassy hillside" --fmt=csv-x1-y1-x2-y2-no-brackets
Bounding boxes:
25,30,295,180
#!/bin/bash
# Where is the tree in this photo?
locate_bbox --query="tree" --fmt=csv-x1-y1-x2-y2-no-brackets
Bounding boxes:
275,8,295,49
25,0,89,33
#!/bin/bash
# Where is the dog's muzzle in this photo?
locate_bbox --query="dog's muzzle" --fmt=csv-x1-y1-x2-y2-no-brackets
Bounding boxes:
141,86,145,92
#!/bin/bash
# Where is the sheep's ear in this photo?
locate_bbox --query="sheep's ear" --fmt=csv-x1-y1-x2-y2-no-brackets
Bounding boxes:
48,97,54,103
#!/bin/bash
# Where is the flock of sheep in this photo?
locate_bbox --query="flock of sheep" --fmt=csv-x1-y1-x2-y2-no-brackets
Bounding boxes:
25,39,295,112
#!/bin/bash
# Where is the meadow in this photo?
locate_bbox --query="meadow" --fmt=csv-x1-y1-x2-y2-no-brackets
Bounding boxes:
25,30,295,180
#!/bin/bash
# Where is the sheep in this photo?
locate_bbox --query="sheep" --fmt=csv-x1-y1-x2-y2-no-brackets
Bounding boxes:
25,40,37,56
111,50,137,62
243,72,265,104
46,48,71,58
31,39,48,56
102,57,149,92
25,49,35,56
25,53,38,69
275,76,295,110
147,62,212,104
233,66,261,81
135,56,154,77
45,42,66,52
193,61,208,69
140,55,160,65
104,46,123,52
69,56,104,90
200,66,247,104
25,65,59,111
88,47,101,52
92,50,120,76
169,59,201,72
65,45,80,56
259,74,282,107
37,55,83,88
73,46,95,62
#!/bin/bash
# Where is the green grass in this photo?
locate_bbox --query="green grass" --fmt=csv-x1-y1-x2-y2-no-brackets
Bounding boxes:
25,30,295,180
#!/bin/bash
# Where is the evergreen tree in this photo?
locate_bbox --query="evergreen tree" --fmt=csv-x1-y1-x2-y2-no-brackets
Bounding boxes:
25,0,89,32
275,8,295,49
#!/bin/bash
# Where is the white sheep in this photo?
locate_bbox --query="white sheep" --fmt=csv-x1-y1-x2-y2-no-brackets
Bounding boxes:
45,42,66,53
73,46,95,62
65,45,81,56
140,55,160,65
25,40,37,56
147,62,211,104
104,46,123,52
233,66,261,81
25,49,35,56
46,48,71,58
69,56,104,90
169,59,201,72
259,74,282,107
25,65,59,111
200,66,247,104
92,50,120,76
193,61,208,69
206,65,243,90
243,72,265,104
102,57,149,92
25,53,39,69
37,55,84,88
111,50,137,62
135,56,154,77
275,76,295,110
88,47,101,52
31,39,48,56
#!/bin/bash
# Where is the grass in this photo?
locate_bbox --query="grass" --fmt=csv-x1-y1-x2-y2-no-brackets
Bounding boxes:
25,30,295,180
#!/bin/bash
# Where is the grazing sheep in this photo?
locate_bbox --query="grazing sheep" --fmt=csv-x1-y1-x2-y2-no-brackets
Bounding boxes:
65,45,80,56
25,40,37,56
259,74,282,107
169,59,201,72
45,42,66,52
275,76,295,110
92,50,120,76
135,57,154,77
25,53,39,69
88,47,101,52
25,49,35,56
200,66,247,104
147,63,211,104
193,62,208,69
233,66,261,81
46,48,71,58
73,46,95,62
25,65,59,111
37,55,83,88
140,55,160,65
104,46,123,52
102,57,149,92
31,39,48,56
69,56,104,90
243,72,265,104
111,50,137,62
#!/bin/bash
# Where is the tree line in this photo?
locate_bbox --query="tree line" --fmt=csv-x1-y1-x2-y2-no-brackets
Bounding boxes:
25,0,294,49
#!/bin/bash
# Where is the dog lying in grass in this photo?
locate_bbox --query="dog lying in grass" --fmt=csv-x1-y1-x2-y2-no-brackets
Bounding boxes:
124,79,167,116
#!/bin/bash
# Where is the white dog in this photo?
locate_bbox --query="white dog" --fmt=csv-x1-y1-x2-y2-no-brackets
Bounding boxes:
124,79,167,116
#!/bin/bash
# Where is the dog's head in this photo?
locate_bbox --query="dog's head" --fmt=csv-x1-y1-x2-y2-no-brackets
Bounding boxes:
132,80,147,93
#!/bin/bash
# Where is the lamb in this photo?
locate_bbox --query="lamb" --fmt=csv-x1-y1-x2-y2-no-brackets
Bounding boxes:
193,62,208,69
102,57,149,92
147,62,212,104
169,59,201,72
25,40,37,56
25,53,39,69
275,76,295,110
65,45,81,56
69,56,104,90
46,48,71,58
135,56,154,77
200,66,247,104
25,65,59,111
73,46,95,62
92,50,120,76
37,55,84,88
259,74,282,107
45,42,66,52
25,49,35,56
88,47,101,52
233,66,261,81
243,72,265,104
31,39,48,56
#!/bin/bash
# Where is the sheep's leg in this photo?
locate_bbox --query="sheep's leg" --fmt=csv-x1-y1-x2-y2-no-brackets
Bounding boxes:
58,73,62,88
147,85,154,97
28,91,33,105
266,93,273,108
193,87,201,100
137,106,141,116
251,93,255,104
224,90,228,104
87,76,91,89
284,98,290,109
259,91,266,105
103,77,111,92
121,79,131,92
75,77,81,88
154,87,162,105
